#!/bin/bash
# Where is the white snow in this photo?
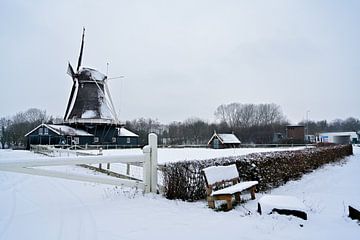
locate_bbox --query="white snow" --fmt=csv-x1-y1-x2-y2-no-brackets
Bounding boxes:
25,124,93,137
88,146,308,164
81,110,97,118
203,164,239,185
208,132,241,144
0,147,359,240
258,195,307,214
217,133,241,143
47,124,93,136
211,181,258,196
117,127,139,137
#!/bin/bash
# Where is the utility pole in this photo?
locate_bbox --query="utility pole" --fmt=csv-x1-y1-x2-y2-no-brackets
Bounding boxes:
306,110,310,142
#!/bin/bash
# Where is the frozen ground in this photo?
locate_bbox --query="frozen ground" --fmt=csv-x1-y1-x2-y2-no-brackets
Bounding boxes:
80,146,308,164
0,147,359,240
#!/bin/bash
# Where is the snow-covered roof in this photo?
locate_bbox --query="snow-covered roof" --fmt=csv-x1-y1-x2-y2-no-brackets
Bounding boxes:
208,132,241,145
118,127,139,137
78,67,106,81
47,124,93,136
25,124,93,137
218,134,241,144
64,118,118,125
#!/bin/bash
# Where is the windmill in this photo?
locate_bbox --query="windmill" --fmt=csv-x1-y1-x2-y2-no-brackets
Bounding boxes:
24,28,140,148
64,28,119,124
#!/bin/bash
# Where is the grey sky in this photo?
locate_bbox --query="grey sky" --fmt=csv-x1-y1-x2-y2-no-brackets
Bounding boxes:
1,0,359,124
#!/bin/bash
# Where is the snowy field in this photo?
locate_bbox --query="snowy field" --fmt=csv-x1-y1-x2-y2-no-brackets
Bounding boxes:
81,146,308,164
0,147,360,240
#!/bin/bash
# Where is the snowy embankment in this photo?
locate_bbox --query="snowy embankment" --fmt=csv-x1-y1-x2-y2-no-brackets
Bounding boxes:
0,147,359,240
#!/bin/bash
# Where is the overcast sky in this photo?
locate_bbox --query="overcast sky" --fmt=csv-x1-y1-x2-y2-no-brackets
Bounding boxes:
1,0,359,124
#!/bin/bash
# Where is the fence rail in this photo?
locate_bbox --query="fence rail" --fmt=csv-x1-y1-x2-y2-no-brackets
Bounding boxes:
1,134,158,193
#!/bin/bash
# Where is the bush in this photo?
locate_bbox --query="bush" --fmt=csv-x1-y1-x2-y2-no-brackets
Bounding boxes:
162,145,353,201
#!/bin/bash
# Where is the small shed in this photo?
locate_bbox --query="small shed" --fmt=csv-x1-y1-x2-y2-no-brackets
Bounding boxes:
286,125,305,144
208,132,241,149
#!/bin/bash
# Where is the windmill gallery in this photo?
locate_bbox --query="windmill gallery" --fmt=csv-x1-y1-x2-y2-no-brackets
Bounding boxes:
25,29,139,149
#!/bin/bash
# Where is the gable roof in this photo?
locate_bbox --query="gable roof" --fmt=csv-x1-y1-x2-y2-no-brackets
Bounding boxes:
25,124,93,137
118,127,139,137
208,132,241,145
46,124,93,136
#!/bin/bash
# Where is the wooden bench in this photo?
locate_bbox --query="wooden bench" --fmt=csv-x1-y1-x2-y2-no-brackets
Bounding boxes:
202,164,258,210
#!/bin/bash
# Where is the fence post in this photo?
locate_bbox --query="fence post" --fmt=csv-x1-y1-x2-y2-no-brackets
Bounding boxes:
142,145,151,193
148,133,158,193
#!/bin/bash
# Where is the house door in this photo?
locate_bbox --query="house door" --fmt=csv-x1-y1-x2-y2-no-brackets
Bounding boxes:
213,139,220,149
67,136,72,145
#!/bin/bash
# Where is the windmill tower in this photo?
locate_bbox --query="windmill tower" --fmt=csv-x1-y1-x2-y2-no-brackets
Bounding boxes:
64,28,119,124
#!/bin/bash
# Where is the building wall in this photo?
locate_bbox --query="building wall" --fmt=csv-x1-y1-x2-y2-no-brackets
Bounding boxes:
27,124,139,147
117,136,139,146
27,127,64,146
286,126,305,143
318,132,358,144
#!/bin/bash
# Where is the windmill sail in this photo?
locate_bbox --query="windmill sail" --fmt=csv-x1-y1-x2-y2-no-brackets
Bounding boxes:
77,28,85,72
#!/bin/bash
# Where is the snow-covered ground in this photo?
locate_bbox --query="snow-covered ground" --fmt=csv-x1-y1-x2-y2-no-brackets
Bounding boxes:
85,147,308,181
0,147,359,240
82,146,308,164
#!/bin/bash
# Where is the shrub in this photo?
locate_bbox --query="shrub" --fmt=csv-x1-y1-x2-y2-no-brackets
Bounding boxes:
162,145,353,201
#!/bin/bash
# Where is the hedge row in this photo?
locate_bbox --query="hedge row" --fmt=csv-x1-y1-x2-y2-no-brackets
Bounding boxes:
162,145,353,201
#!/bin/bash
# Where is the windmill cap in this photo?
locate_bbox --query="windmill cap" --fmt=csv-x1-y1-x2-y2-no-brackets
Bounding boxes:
77,67,106,81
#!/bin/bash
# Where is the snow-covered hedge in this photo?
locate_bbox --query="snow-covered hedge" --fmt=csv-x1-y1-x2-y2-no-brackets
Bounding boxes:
162,145,353,201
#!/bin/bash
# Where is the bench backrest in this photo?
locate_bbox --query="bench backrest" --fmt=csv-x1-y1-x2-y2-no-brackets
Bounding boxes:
202,164,239,186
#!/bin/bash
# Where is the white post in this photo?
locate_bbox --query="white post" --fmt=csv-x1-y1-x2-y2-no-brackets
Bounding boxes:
142,145,151,193
148,133,158,193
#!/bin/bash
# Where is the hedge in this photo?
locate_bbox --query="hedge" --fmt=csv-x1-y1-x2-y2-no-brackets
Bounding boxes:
162,145,353,201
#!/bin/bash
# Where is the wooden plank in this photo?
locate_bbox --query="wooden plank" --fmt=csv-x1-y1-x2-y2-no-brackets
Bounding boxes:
0,154,145,168
3,166,145,189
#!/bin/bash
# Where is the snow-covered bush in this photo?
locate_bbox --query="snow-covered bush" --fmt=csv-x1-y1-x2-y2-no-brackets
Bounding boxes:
162,145,353,201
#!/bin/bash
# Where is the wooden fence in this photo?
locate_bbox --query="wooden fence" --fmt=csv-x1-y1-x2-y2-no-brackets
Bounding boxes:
0,134,158,193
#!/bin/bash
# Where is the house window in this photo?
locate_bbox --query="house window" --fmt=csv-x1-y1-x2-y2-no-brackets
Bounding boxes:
126,137,131,144
38,128,43,135
73,137,79,145
94,137,99,143
44,128,49,135
112,137,116,143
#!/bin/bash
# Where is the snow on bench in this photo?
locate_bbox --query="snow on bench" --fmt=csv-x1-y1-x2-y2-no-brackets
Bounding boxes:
202,164,258,210
258,195,307,220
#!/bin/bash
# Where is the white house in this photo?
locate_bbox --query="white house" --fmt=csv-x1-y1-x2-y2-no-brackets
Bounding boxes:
317,132,359,144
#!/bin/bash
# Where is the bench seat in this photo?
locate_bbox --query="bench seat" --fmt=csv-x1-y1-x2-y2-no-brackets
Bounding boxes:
211,181,258,196
202,164,258,210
